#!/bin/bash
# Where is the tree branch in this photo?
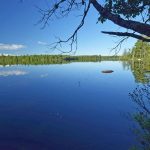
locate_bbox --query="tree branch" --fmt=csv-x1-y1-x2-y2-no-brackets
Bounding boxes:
91,0,150,37
50,1,91,53
101,31,150,42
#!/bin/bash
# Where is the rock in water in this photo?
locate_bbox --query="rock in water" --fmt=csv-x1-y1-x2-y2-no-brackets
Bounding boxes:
101,70,114,73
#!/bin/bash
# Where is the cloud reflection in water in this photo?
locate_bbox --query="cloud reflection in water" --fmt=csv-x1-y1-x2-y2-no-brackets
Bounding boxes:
0,70,28,76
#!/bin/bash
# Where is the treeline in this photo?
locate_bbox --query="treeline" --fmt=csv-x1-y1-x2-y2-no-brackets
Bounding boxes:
101,56,121,61
1,40,150,66
122,40,150,60
121,40,150,83
0,55,105,66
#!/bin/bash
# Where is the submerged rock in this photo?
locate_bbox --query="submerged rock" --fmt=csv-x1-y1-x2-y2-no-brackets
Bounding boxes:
101,70,114,73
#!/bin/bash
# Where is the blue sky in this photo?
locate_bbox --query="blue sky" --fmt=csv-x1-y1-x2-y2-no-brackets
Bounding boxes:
0,0,137,55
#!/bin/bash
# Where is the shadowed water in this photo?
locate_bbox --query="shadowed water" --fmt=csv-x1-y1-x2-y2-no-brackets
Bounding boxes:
0,61,149,150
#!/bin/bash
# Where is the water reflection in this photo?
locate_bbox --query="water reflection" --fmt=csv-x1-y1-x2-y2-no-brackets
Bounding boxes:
0,61,149,149
40,73,49,78
0,70,28,76
129,84,150,150
122,60,150,83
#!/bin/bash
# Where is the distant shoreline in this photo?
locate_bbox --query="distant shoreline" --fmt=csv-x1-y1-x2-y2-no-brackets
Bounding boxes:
0,54,147,66
0,54,123,66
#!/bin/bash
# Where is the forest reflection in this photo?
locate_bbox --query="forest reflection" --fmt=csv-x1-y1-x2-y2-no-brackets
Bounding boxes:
129,84,150,150
122,60,150,84
1,55,150,84
0,55,150,149
123,60,150,149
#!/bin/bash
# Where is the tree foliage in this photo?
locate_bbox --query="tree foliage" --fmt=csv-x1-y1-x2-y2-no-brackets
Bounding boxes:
122,40,150,83
102,0,150,20
122,40,150,60
131,40,150,59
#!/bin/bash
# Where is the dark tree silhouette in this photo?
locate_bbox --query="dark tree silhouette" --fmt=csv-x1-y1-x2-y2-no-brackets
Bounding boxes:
35,0,150,52
129,84,150,150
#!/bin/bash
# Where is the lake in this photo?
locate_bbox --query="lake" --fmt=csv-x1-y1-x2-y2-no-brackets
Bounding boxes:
0,61,149,150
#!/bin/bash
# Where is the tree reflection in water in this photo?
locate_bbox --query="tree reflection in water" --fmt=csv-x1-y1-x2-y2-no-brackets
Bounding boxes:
124,59,150,149
122,60,150,84
129,84,150,150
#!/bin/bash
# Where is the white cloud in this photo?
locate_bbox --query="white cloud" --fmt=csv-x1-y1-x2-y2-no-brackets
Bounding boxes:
0,70,28,76
38,41,48,46
0,43,25,50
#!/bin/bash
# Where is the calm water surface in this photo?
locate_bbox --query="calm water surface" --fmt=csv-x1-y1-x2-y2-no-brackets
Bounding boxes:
0,61,144,149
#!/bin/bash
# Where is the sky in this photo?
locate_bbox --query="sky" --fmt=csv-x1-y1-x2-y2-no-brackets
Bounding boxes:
0,0,137,56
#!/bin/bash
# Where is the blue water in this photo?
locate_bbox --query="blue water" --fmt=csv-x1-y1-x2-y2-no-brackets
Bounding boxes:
0,62,139,149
